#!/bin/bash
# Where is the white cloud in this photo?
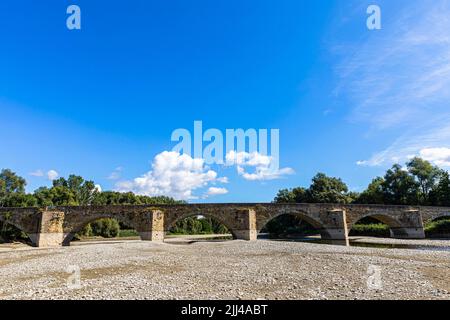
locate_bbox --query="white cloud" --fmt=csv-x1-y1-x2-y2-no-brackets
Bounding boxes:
47,170,59,181
29,169,44,177
206,187,228,196
360,149,445,170
217,177,229,183
225,151,294,181
116,151,227,200
419,147,450,167
356,119,450,167
107,166,123,180
94,184,102,192
335,1,450,167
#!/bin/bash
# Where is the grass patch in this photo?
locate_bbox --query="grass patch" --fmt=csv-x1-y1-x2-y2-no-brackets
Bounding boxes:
349,223,390,237
118,229,139,237
167,231,215,236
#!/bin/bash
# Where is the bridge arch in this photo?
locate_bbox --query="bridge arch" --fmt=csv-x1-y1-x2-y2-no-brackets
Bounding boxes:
428,212,450,222
0,215,34,245
257,210,332,239
62,213,142,245
348,213,408,238
165,212,238,239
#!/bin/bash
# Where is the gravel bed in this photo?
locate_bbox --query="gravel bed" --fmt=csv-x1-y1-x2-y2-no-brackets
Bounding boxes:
0,239,449,300
350,237,450,247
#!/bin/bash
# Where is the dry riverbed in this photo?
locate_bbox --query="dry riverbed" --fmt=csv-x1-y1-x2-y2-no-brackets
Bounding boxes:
0,238,449,300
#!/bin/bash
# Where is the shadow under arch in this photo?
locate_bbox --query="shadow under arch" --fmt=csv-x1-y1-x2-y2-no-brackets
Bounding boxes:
166,212,238,240
349,213,407,238
0,217,34,246
63,214,141,245
429,212,450,222
258,211,333,240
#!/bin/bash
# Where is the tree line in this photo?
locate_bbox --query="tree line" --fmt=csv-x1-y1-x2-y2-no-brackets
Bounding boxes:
0,170,181,208
3,157,446,210
274,157,450,206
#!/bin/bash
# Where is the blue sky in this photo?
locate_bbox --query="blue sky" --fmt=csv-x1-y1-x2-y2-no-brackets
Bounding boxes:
1,0,450,202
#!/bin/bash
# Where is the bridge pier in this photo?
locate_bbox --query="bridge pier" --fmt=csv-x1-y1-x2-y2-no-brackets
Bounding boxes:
321,228,348,240
32,210,65,247
233,209,257,241
389,210,426,239
390,228,426,239
320,210,349,241
234,229,257,241
139,209,165,242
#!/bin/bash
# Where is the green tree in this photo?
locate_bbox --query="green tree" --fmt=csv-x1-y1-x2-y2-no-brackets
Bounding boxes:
273,187,308,203
0,179,4,196
92,191,183,206
432,171,450,206
274,174,353,204
273,189,295,203
33,186,77,206
0,169,26,195
33,175,101,206
1,193,37,207
407,157,442,204
53,175,98,205
307,173,352,204
33,187,55,207
382,164,420,205
0,169,28,206
355,177,385,204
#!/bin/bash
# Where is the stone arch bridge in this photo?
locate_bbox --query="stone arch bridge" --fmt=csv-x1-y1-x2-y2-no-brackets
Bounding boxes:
0,203,449,247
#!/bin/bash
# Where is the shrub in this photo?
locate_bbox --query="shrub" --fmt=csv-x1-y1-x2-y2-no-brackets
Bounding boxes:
168,216,229,235
90,218,120,238
214,224,229,235
78,223,93,237
262,215,318,237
